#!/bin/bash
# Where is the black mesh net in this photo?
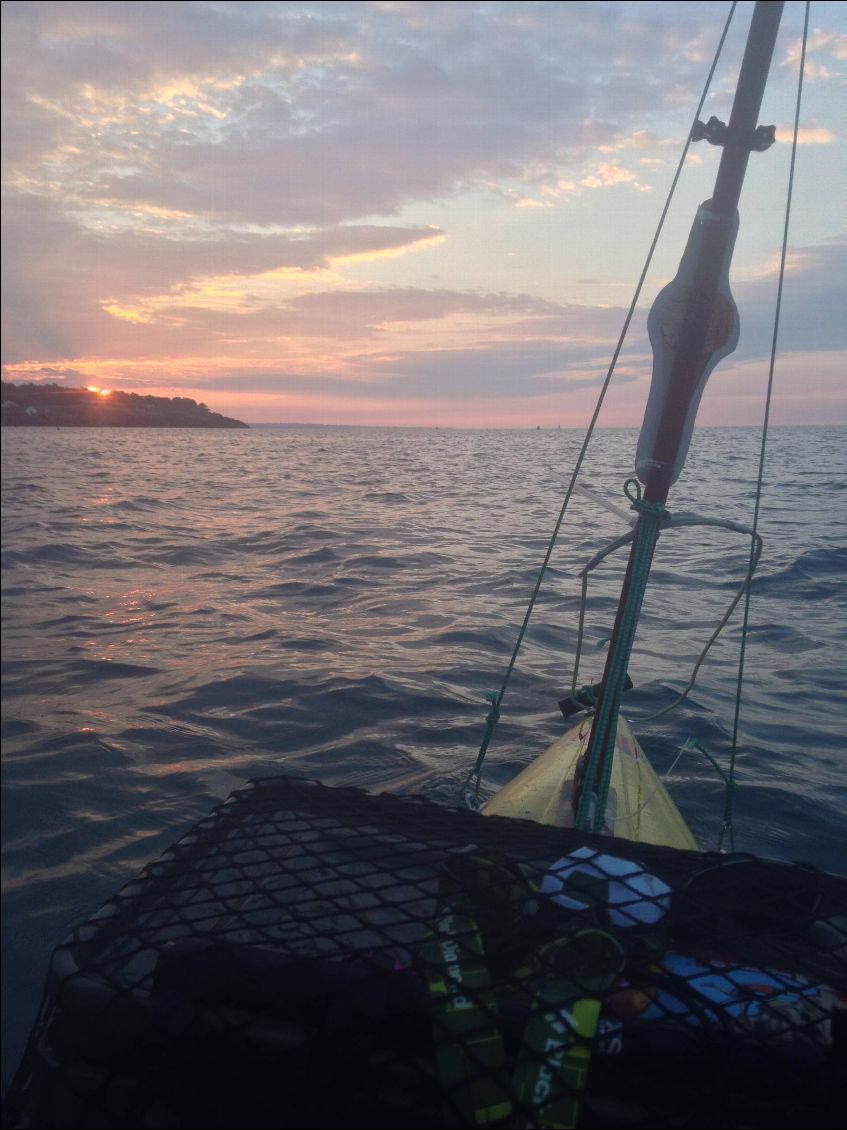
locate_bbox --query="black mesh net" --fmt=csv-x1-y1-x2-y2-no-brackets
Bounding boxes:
4,776,845,1128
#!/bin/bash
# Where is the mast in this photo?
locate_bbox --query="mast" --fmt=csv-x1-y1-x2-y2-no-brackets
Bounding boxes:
574,1,784,833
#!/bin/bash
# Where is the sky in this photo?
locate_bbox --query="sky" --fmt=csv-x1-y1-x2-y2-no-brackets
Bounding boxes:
1,0,845,427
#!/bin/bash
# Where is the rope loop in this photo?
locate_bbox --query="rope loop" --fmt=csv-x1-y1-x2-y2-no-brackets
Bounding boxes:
624,478,670,521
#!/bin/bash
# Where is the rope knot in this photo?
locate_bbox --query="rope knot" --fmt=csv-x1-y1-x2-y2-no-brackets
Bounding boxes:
577,684,598,708
483,690,500,727
624,478,671,521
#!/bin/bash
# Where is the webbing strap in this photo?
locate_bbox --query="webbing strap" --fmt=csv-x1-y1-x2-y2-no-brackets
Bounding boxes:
421,902,513,1127
512,931,623,1128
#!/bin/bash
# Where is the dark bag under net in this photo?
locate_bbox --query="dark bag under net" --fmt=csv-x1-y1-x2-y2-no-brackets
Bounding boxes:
3,775,845,1129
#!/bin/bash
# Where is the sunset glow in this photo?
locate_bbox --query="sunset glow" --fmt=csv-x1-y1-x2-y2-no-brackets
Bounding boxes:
2,1,844,426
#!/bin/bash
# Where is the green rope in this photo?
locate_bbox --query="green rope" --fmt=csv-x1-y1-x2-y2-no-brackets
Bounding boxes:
623,477,669,519
670,738,737,847
465,5,737,796
575,482,669,832
720,0,809,850
576,517,764,726
675,737,734,787
469,691,500,781
640,529,762,723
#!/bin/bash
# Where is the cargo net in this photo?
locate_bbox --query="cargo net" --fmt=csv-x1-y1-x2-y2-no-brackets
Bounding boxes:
4,776,845,1129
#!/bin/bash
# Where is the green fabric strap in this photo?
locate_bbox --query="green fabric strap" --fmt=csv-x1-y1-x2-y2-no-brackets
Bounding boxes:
512,931,624,1129
421,898,513,1127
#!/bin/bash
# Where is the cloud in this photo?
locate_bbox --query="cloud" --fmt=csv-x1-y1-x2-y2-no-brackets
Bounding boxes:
782,26,847,76
223,287,569,340
733,239,847,358
2,1,754,227
1,365,88,384
580,162,651,192
598,129,678,154
2,2,843,424
343,338,635,399
775,125,836,145
0,194,444,362
134,337,635,402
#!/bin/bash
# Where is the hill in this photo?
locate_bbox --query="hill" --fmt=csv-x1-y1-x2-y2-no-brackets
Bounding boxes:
1,383,248,429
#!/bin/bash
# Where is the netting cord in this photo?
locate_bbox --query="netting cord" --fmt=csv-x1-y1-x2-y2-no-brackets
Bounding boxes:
464,2,739,799
719,0,810,850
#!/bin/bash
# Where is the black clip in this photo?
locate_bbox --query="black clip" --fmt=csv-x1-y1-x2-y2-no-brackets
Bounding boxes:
559,674,633,720
692,116,776,152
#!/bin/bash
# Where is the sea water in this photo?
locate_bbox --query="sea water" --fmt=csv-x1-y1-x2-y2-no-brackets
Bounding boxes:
2,423,845,1089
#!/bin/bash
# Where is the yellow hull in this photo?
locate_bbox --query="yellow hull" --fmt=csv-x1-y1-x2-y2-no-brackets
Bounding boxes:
483,715,697,851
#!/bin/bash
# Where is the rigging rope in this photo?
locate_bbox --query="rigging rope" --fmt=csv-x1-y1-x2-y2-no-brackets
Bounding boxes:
576,482,669,833
570,514,764,719
720,0,811,850
464,3,739,800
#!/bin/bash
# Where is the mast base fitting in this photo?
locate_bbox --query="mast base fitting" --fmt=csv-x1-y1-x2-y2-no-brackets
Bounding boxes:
692,115,776,152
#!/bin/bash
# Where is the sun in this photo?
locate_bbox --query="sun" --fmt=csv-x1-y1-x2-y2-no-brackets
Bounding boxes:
87,386,112,396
